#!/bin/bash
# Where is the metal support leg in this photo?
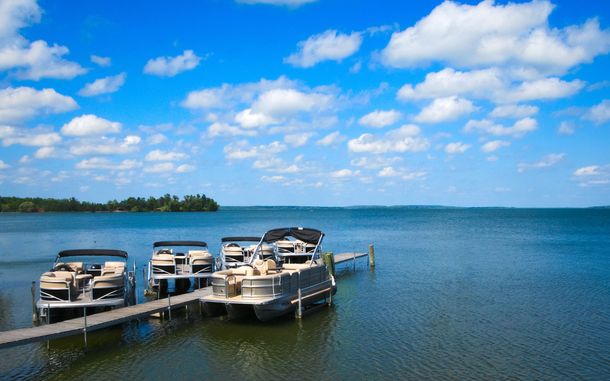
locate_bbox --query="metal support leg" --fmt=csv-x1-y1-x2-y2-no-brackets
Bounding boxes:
83,307,88,348
167,293,171,320
296,288,302,319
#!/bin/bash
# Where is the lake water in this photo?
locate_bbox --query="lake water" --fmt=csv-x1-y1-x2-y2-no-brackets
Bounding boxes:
0,208,609,380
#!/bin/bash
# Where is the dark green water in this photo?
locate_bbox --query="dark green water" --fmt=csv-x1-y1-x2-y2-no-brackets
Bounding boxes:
0,208,609,380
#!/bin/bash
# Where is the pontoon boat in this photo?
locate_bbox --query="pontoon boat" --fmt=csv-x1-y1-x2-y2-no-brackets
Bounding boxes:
201,227,336,321
37,249,135,323
147,241,214,293
219,236,273,269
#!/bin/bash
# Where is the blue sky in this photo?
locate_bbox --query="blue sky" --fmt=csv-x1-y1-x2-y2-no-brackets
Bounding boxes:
0,0,609,207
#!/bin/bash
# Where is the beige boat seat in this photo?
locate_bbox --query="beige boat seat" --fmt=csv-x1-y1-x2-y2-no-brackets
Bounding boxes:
189,250,213,273
223,245,243,255
102,261,126,276
253,259,277,275
151,253,176,274
92,274,124,300
276,240,295,252
40,271,77,301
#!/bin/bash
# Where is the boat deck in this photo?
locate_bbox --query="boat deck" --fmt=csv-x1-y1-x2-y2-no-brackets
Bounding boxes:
0,288,212,350
200,294,277,305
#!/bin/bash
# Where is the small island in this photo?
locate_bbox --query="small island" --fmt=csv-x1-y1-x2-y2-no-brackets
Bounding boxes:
0,194,219,213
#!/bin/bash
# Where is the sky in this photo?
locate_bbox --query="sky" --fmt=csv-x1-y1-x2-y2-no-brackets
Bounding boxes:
0,0,609,207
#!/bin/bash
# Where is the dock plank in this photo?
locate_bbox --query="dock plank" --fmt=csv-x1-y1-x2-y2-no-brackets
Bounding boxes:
334,252,368,264
0,288,212,350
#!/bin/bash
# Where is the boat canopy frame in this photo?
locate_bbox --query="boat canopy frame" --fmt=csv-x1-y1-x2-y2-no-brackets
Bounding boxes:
56,249,128,261
221,236,261,243
250,227,325,266
153,241,208,248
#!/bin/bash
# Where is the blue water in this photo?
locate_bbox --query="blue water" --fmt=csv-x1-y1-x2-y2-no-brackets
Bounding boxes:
0,208,609,380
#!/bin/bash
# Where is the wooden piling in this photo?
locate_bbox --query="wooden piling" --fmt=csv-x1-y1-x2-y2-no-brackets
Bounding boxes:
368,244,375,268
31,281,38,323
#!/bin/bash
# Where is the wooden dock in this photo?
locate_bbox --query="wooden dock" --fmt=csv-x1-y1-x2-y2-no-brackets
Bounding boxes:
334,252,368,264
0,288,211,350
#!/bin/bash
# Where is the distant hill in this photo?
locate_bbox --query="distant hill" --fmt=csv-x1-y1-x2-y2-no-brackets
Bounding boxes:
0,194,219,213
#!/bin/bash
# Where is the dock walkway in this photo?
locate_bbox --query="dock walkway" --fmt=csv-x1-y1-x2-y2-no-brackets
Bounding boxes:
0,288,211,350
334,252,368,264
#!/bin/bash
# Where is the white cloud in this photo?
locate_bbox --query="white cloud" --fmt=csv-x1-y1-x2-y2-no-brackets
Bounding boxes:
490,104,539,119
145,149,188,161
557,121,576,135
481,140,510,153
573,165,599,176
2,130,61,147
403,171,427,181
61,114,121,136
518,153,565,172
34,146,57,159
75,158,141,170
284,132,313,147
144,162,175,173
445,142,471,154
351,156,402,169
584,99,610,124
285,29,362,68
378,166,399,177
348,124,429,154
316,131,345,146
235,108,277,128
0,0,85,80
79,73,126,97
397,68,584,103
465,117,537,138
358,109,401,128
0,87,77,124
331,169,355,178
252,88,332,117
147,133,167,145
176,164,195,173
90,55,111,67
143,50,201,77
414,96,475,123
206,122,257,138
0,160,9,169
237,0,316,6
70,135,141,155
380,0,610,75
224,140,286,161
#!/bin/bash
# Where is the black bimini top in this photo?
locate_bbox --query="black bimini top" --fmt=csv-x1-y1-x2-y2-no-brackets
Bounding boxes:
262,227,324,244
221,236,261,243
153,241,208,248
57,249,128,259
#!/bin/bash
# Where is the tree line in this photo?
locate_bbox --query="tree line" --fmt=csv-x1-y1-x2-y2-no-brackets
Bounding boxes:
0,194,219,213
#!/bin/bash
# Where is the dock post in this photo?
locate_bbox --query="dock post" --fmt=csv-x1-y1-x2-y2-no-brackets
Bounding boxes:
296,288,302,319
167,293,172,320
368,244,375,269
31,281,38,323
328,284,332,306
83,307,88,348
353,252,356,271
142,266,146,293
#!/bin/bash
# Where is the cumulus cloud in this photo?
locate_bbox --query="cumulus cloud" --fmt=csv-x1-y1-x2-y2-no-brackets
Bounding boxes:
557,121,576,135
61,114,122,136
397,68,584,104
348,124,429,154
465,117,537,138
176,164,195,173
350,156,402,169
206,122,258,138
144,50,201,77
490,104,539,119
234,108,277,128
143,162,175,173
584,99,610,124
445,141,471,154
33,146,57,159
316,131,346,146
76,157,142,171
0,0,85,80
70,135,141,155
414,96,475,123
2,130,61,147
223,140,286,161
572,164,610,186
251,88,332,117
331,169,356,178
0,160,9,169
0,87,77,124
284,132,313,147
90,55,111,67
145,149,188,161
380,0,610,75
79,73,126,97
285,29,362,68
237,0,316,6
573,165,599,176
518,153,565,172
481,140,511,153
358,109,401,128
